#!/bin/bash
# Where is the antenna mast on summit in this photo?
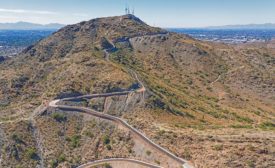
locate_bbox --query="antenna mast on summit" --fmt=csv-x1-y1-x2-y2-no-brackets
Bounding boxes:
132,7,135,15
125,4,130,14
125,5,128,14
125,4,135,15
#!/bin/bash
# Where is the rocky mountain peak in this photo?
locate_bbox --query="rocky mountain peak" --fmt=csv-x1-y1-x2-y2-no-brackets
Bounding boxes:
22,15,166,61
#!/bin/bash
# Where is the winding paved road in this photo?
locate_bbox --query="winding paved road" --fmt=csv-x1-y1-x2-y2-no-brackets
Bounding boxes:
48,72,193,168
48,32,192,167
77,158,163,168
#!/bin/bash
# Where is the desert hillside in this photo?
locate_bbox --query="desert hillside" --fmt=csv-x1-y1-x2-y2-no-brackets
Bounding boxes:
0,15,274,168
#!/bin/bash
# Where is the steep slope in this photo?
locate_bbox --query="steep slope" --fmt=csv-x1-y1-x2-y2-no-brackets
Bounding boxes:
0,15,274,168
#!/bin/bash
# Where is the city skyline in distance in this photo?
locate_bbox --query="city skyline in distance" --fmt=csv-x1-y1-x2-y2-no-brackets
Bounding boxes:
0,0,274,27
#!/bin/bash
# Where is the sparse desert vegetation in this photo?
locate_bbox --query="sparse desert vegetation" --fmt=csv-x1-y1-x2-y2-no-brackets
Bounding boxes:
0,14,274,168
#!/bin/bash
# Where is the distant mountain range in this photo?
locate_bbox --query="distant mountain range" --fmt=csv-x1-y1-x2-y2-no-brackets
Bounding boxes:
206,23,275,30
0,22,65,30
2,22,275,30
0,14,274,168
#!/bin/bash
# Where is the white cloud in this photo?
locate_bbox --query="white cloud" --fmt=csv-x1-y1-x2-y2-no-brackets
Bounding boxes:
0,15,19,19
0,8,57,15
0,9,92,24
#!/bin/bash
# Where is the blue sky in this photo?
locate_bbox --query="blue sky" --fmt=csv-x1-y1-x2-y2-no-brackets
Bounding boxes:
0,0,274,27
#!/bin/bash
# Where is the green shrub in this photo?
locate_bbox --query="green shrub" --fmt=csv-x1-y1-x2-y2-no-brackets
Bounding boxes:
50,159,58,168
182,149,191,160
230,124,253,129
230,112,253,123
247,160,255,168
154,160,160,165
84,131,94,138
57,130,64,136
71,135,81,148
206,87,213,92
213,144,223,151
51,113,67,122
58,154,66,162
25,148,37,160
158,130,165,136
15,165,23,168
103,135,110,145
146,150,151,156
237,116,253,123
259,122,275,130
103,163,112,168
65,136,71,142
12,134,23,144
252,110,261,116
66,135,81,148
128,148,133,153
147,95,166,109
106,144,112,150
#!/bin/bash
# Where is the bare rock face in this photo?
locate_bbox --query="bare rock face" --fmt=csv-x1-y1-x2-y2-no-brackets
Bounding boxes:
104,92,144,116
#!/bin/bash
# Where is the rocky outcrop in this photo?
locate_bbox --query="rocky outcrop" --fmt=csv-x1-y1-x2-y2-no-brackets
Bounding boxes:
103,92,144,116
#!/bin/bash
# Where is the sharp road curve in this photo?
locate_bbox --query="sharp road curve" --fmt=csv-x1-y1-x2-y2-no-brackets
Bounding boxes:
77,158,163,168
48,32,193,168
48,71,193,168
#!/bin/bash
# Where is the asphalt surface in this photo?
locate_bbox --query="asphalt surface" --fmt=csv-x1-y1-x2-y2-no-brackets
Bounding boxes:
48,71,193,168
